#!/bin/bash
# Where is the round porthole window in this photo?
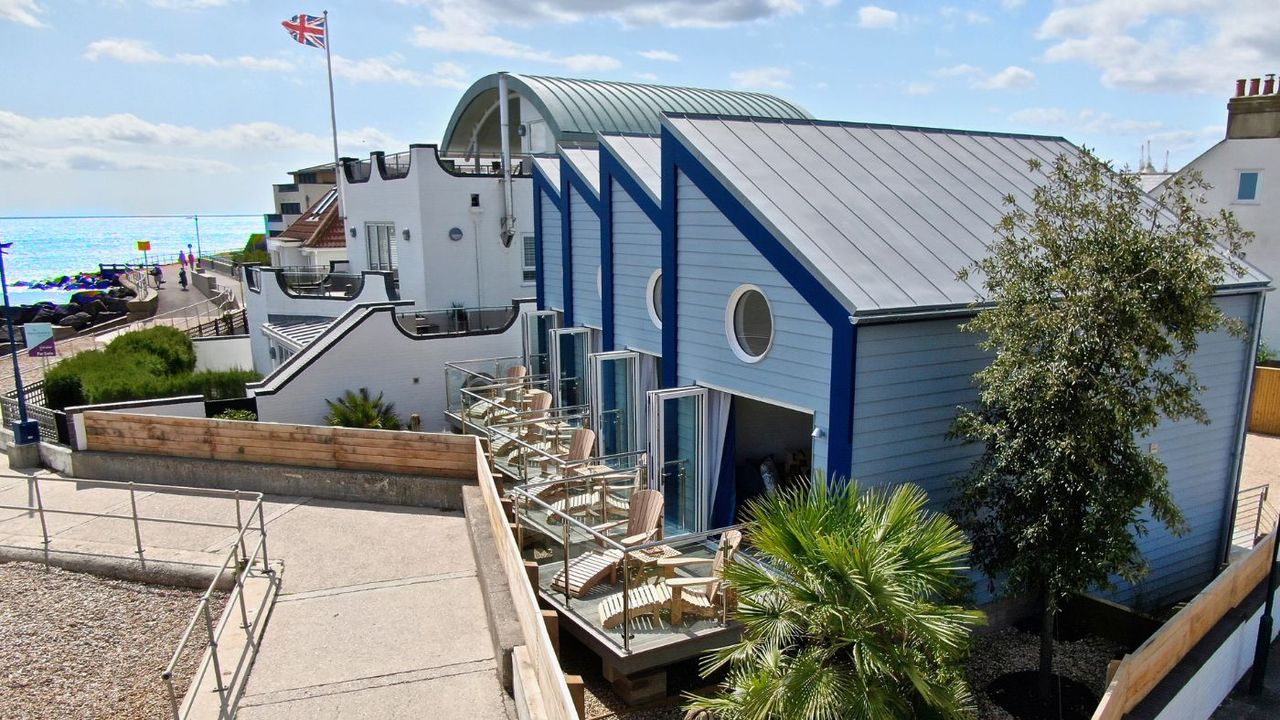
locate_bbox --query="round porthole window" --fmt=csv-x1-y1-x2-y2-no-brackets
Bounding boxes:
726,285,773,362
646,269,663,329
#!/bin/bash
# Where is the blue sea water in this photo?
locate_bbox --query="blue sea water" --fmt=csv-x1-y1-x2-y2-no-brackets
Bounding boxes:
0,215,264,306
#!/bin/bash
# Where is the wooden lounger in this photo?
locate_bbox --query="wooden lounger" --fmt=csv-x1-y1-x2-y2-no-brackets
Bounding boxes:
549,549,623,599
598,580,671,629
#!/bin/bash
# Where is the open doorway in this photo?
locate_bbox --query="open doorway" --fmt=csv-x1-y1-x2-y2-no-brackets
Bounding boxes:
729,395,813,523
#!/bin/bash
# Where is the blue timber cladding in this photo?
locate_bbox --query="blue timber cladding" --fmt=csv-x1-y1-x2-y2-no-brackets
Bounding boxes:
568,184,603,328
850,293,1257,607
675,173,833,473
540,193,564,311
610,177,662,356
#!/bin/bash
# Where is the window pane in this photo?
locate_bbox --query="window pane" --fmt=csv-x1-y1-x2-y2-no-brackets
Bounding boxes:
734,289,772,357
1238,172,1259,201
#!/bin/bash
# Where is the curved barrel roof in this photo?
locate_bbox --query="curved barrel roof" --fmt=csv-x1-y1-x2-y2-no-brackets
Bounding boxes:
441,73,810,155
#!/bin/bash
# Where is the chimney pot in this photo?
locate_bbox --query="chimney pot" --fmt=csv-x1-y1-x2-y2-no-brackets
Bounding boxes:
1237,78,1247,97
1268,74,1278,96
1250,77,1261,96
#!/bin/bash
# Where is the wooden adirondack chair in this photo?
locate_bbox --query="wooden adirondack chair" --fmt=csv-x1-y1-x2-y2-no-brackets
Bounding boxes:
493,389,552,460
549,489,663,599
597,530,742,630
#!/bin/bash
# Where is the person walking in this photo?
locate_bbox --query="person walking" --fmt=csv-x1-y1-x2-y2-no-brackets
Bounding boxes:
178,250,187,269
178,266,189,292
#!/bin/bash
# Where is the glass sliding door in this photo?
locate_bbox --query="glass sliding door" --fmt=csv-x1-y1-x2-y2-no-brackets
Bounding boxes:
648,386,708,535
548,328,591,408
589,351,640,457
521,311,559,378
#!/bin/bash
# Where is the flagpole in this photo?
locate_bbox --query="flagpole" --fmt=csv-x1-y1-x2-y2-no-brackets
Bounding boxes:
322,9,344,216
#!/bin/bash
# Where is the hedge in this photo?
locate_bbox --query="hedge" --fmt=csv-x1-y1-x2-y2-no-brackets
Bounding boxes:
44,326,260,409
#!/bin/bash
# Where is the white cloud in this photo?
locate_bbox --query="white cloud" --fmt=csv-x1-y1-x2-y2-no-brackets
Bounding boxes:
935,63,1036,90
146,0,236,8
1036,0,1280,94
730,66,791,89
409,6,621,71
905,81,935,95
635,72,659,81
0,108,404,173
85,38,295,72
0,0,43,27
975,65,1036,90
638,49,680,62
401,0,807,29
330,54,468,88
1007,107,1165,136
1001,0,1023,8
857,5,898,28
941,6,989,25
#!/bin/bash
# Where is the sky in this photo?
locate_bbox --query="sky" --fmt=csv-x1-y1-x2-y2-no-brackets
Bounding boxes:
1,0,1277,216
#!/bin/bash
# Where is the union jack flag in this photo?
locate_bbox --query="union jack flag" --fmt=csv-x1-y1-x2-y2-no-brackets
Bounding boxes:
282,13,326,49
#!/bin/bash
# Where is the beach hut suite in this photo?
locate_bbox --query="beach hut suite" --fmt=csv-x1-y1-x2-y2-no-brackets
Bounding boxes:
529,113,1267,608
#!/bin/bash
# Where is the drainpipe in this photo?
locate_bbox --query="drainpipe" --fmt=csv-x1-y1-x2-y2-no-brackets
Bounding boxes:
498,72,516,250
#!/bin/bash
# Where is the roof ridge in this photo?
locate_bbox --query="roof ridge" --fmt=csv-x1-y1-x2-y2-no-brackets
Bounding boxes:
663,112,1070,143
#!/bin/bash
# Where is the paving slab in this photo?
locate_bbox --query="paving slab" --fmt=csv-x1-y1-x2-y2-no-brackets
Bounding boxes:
262,500,478,594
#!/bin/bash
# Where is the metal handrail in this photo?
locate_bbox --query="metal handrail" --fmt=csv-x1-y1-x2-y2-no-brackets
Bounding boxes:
510,480,745,652
0,473,272,720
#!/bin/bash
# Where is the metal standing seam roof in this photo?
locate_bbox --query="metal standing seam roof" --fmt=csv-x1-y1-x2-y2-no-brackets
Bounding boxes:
441,73,811,153
531,156,562,194
664,115,1270,318
599,134,663,204
560,147,601,197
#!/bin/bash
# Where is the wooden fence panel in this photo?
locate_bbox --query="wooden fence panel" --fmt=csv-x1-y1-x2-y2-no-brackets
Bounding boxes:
1249,367,1280,435
1091,532,1276,719
81,411,478,477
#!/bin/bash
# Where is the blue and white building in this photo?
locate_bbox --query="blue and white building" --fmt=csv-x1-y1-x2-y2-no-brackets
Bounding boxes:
527,113,1270,608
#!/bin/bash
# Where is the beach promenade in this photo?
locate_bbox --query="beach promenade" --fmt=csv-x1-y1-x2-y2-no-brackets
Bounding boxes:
2,263,237,392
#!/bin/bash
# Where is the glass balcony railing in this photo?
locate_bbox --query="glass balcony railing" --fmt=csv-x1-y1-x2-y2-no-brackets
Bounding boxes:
444,356,530,418
510,477,746,655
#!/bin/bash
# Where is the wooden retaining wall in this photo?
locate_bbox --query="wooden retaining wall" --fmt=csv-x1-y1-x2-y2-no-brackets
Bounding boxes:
1248,366,1280,436
81,411,478,478
1091,532,1276,719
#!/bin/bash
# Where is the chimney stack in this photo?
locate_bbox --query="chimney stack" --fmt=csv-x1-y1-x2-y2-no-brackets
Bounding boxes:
1226,74,1280,139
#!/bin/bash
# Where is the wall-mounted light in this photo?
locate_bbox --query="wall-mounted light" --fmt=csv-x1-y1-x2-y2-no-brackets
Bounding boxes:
448,227,464,242
811,427,826,439
402,228,411,242
349,227,357,238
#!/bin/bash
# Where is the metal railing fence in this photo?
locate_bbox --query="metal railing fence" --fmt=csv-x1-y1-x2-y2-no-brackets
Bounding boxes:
0,381,59,442
0,474,272,719
1235,484,1278,548
395,305,517,336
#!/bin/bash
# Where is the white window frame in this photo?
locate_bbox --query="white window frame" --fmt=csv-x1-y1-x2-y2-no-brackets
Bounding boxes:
646,269,663,330
1235,169,1262,204
725,284,774,364
365,222,397,271
521,234,537,286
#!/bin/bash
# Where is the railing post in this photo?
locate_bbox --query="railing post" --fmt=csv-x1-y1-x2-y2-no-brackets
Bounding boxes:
201,600,230,717
233,491,247,561
162,670,181,719
31,476,50,549
622,549,631,652
562,517,571,607
257,502,270,573
128,482,145,564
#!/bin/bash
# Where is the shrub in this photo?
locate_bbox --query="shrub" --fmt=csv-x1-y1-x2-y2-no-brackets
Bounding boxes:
325,388,402,430
214,408,257,421
43,372,85,410
105,326,196,374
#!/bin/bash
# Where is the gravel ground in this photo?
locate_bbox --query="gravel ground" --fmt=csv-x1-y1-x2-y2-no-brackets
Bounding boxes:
0,562,226,720
968,628,1122,720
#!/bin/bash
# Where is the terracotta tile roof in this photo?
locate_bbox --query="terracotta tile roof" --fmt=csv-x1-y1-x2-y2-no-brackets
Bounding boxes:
278,187,347,249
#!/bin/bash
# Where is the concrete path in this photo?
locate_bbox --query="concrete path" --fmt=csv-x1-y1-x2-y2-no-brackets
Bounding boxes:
0,458,511,719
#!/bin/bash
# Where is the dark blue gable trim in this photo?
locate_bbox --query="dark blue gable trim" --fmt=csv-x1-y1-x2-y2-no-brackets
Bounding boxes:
600,143,661,225
662,125,856,482
533,185,546,309
531,162,562,205
561,156,603,216
600,160,616,351
559,170,575,326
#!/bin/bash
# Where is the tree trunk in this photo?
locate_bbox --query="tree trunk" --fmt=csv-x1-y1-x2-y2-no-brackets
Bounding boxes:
1039,594,1055,700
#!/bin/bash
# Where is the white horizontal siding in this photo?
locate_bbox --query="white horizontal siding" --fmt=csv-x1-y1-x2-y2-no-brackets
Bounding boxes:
569,187,602,328
611,179,662,355
541,195,563,311
675,173,830,471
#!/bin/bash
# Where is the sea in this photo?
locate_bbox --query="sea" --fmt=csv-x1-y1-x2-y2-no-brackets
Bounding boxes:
0,215,265,306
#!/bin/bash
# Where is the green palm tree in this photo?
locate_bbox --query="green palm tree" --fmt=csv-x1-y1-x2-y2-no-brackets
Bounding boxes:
324,388,403,430
687,479,983,720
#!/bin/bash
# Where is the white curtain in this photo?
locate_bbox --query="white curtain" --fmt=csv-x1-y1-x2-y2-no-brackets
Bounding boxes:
704,389,732,530
638,353,660,486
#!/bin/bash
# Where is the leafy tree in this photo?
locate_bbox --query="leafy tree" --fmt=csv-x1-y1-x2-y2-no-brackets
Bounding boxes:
325,388,403,430
687,480,983,720
949,151,1252,697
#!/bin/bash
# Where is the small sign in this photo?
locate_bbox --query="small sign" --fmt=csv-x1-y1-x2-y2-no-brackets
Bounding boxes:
25,323,56,358
137,240,151,252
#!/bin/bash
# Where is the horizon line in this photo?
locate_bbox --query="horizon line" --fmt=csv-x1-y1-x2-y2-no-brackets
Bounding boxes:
0,213,266,220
